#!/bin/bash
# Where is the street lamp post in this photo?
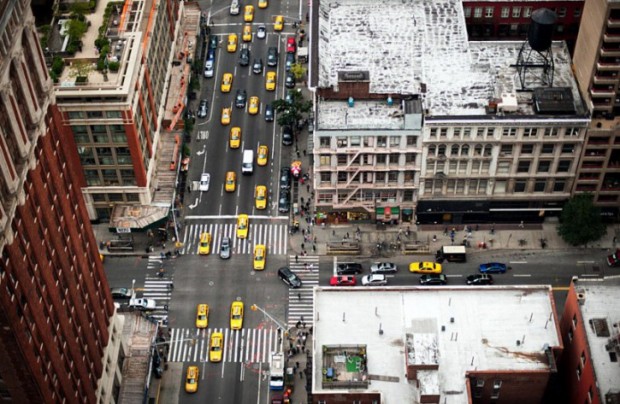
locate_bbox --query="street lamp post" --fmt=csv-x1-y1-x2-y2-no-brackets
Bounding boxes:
250,304,288,334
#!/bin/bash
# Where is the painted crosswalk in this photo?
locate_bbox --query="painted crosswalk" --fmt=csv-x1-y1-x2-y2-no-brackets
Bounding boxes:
181,222,289,255
168,327,281,363
287,255,319,328
140,273,173,322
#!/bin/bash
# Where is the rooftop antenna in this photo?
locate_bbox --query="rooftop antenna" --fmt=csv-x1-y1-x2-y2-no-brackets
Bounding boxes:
515,8,557,90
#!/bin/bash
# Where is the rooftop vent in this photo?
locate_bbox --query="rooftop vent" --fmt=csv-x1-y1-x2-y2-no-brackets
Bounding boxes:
532,87,575,114
497,93,518,113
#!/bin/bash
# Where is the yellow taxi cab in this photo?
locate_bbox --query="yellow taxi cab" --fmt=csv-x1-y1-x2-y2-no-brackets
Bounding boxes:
185,366,199,393
258,0,268,9
236,214,249,239
229,127,241,149
248,96,259,115
274,15,284,32
265,71,276,91
242,24,252,42
255,185,267,209
409,261,443,274
195,304,209,328
257,145,268,166
230,301,244,330
209,332,224,362
244,5,254,22
227,33,238,52
253,244,266,270
198,232,211,255
221,73,233,93
225,171,236,192
221,107,231,125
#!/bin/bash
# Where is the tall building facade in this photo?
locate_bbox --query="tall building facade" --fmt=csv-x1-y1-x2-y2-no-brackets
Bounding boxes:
572,0,620,219
0,1,116,402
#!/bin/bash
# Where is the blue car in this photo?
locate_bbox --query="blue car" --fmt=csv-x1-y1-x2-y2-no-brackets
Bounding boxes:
479,262,507,274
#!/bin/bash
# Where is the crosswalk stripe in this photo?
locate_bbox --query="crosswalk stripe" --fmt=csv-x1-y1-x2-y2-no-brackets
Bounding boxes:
286,255,319,327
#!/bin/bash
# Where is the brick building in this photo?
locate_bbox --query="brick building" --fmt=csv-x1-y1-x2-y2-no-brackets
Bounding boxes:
0,0,120,402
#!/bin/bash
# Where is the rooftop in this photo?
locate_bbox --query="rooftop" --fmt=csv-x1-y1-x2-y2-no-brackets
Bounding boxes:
316,100,405,130
312,286,561,403
316,0,586,118
573,277,620,399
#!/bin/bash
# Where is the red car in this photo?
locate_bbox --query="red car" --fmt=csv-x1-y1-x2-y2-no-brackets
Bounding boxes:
286,36,296,54
329,275,356,286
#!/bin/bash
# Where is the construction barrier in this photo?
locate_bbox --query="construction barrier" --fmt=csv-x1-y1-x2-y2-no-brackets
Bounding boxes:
326,242,361,255
403,243,430,255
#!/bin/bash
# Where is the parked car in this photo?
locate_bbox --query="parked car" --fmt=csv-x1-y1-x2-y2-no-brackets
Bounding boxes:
329,275,357,286
197,99,209,118
204,59,214,78
479,262,508,274
370,262,398,274
466,274,494,285
282,126,293,146
285,53,295,71
607,249,620,267
286,36,296,53
337,263,363,275
361,274,387,286
235,89,247,108
278,191,290,213
220,237,231,259
278,267,302,288
279,168,291,189
209,35,219,50
264,104,274,122
199,173,210,191
128,298,156,311
267,47,278,67
419,274,447,286
110,287,132,299
285,72,295,88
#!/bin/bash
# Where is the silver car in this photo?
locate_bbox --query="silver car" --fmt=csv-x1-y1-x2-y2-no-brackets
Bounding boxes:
370,262,398,274
199,173,210,192
361,274,387,286
220,237,231,259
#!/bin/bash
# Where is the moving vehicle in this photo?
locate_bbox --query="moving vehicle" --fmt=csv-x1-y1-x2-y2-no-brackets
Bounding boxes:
277,267,302,288
258,0,268,9
128,298,156,311
419,274,447,285
274,15,284,31
267,47,278,66
227,33,238,52
195,304,209,328
409,262,442,274
244,5,254,22
242,24,252,42
209,332,224,362
329,275,356,286
221,73,233,92
229,127,241,149
252,58,263,74
230,301,244,330
479,262,507,274
270,352,285,390
435,245,467,263
237,214,249,238
225,171,236,192
235,89,248,108
220,237,231,259
185,366,199,393
242,149,254,174
253,244,266,270
230,0,240,15
110,287,132,299
337,263,363,275
279,167,291,189
255,185,267,209
198,232,211,255
239,45,250,65
265,104,274,121
266,71,276,91
199,173,210,191
257,145,268,166
248,96,260,115
221,107,231,125
361,274,387,286
257,25,266,39
466,274,494,285
370,262,398,274
197,99,209,117
607,249,620,267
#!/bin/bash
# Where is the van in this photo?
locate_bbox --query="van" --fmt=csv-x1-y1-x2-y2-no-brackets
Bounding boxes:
242,150,254,175
436,245,467,263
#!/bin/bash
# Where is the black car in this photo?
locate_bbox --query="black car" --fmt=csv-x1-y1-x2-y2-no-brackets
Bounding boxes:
278,191,290,213
466,274,494,285
239,45,250,66
235,89,247,108
209,35,218,50
285,53,295,71
279,168,291,189
197,99,209,118
110,287,132,299
285,89,294,104
265,104,274,122
285,72,296,88
337,263,363,275
207,48,216,62
419,274,448,286
282,126,293,146
252,58,263,74
267,47,278,67
278,267,302,288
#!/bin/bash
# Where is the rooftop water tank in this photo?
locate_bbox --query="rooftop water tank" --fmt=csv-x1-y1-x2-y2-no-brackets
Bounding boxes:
528,8,557,52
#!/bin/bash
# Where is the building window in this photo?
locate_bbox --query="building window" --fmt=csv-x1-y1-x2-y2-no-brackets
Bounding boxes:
521,144,534,154
524,7,532,18
403,190,414,201
376,172,385,182
485,7,494,18
429,128,438,138
319,155,330,166
319,137,330,147
461,145,469,156
320,172,330,183
538,161,551,173
464,128,472,138
439,128,448,138
406,136,416,145
453,128,462,138
106,111,122,118
377,136,387,147
554,180,565,192
126,193,139,202
72,125,88,133
350,136,361,146
388,171,398,182
464,7,471,18
390,136,400,146
500,145,512,155
574,8,581,18
514,181,527,192
562,144,575,153
502,128,516,137
512,6,521,18
497,161,510,174
557,160,571,172
501,7,509,18
534,181,546,192
337,155,347,165
566,127,580,136
87,111,104,118
523,127,536,137
451,145,459,155
474,7,482,18
337,137,348,147
544,127,558,137
541,144,554,154
68,111,84,119
557,7,566,18
376,154,387,165
476,127,485,137
474,144,483,156
517,161,530,173
318,193,331,203
364,137,372,147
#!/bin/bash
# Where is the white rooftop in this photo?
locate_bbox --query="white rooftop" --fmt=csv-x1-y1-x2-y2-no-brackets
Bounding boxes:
317,100,404,130
312,286,560,403
316,0,586,117
574,277,620,399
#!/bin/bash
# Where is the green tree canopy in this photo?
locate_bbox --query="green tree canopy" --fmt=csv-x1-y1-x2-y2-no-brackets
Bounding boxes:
272,89,312,131
557,193,606,246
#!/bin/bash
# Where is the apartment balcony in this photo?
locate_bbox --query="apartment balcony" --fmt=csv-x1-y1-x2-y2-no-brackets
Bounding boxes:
601,47,620,57
580,162,605,169
596,60,620,71
609,18,620,28
603,33,620,43
593,74,620,85
590,86,616,98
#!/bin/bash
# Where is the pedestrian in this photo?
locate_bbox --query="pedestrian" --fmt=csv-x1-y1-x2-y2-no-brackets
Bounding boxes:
518,220,524,228
306,184,310,192
309,326,313,334
303,149,307,156
443,227,448,236
332,230,336,237
301,196,305,204
296,150,300,157
295,254,299,263
302,321,306,329
313,244,316,252
346,232,350,239
187,185,191,193
296,361,300,369
298,292,301,301
299,370,304,379
303,250,307,256
491,225,495,235
475,224,479,231
296,320,301,329
301,243,305,250
304,263,308,270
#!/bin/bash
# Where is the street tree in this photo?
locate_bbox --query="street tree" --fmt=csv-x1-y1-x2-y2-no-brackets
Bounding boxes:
557,193,606,246
272,89,312,132
290,63,306,81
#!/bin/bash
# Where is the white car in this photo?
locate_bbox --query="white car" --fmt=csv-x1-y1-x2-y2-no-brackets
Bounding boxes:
361,274,388,286
204,59,214,78
230,0,240,15
199,173,210,192
128,298,156,310
256,25,266,39
370,262,398,274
